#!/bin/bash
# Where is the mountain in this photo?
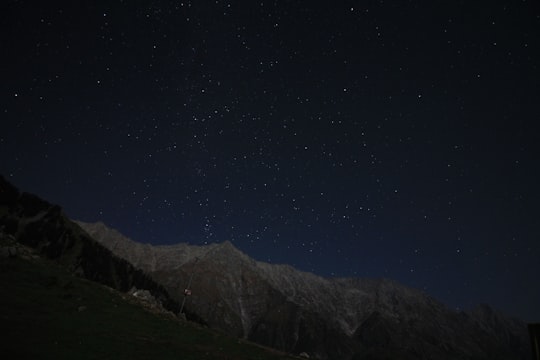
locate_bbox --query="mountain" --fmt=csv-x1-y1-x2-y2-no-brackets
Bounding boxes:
0,175,530,359
77,220,530,360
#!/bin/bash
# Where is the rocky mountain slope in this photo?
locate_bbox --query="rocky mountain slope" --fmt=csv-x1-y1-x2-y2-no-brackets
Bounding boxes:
78,220,530,360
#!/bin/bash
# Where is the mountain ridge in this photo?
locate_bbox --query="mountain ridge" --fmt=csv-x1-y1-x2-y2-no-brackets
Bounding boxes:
0,175,530,360
76,219,530,360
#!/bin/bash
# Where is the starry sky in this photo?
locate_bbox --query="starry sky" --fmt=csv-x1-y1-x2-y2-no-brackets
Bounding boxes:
2,0,539,321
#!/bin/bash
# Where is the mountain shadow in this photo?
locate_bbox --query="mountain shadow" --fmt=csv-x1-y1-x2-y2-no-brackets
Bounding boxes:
0,175,179,313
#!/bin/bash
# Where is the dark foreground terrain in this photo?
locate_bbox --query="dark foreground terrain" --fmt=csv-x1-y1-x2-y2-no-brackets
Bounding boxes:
0,241,294,360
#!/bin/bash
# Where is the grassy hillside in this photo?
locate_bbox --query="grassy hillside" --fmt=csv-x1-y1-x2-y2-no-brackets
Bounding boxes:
0,249,294,360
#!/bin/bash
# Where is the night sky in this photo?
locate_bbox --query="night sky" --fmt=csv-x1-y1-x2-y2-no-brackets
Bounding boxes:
2,0,539,322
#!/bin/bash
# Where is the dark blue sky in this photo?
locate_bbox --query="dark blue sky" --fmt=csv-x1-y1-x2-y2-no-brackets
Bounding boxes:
2,0,539,321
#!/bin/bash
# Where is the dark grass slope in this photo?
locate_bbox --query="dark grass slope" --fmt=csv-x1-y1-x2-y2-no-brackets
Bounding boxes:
0,250,295,360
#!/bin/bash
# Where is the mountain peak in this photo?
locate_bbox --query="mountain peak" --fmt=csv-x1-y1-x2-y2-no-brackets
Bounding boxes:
220,239,235,247
216,240,242,253
199,240,251,266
